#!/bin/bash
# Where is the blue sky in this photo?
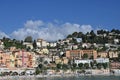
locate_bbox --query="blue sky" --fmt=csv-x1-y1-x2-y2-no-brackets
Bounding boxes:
0,0,120,41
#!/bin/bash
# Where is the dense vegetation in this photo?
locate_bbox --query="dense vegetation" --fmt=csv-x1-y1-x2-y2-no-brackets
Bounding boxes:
67,29,120,44
2,37,26,49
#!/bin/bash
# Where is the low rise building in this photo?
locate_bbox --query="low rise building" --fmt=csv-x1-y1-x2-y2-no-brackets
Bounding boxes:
43,57,52,64
110,62,120,69
97,52,108,58
0,40,4,49
74,59,92,66
36,39,47,48
108,51,118,58
62,57,69,64
95,58,109,63
72,45,78,49
114,39,119,44
82,43,91,48
55,57,62,64
23,42,33,49
49,42,57,47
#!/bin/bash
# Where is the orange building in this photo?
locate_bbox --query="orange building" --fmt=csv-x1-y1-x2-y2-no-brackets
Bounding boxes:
66,50,97,59
0,51,10,68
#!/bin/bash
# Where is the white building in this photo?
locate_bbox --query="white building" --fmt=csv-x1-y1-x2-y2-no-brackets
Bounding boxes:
95,58,109,63
67,45,72,50
76,38,82,43
49,42,57,47
23,42,33,49
0,40,4,49
72,45,78,49
82,43,91,48
41,48,49,54
74,59,93,66
43,57,52,64
36,39,47,48
114,39,119,44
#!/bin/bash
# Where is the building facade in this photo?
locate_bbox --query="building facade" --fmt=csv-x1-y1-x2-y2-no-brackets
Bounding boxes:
66,50,97,59
0,50,35,69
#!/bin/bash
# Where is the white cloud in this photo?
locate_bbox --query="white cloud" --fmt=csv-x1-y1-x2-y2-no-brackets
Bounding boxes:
0,31,9,39
80,25,93,33
11,20,93,41
24,20,44,29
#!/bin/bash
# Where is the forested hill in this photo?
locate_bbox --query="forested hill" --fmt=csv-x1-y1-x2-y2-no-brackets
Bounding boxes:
66,29,120,44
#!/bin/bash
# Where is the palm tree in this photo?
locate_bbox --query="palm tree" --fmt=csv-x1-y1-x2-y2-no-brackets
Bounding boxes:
78,63,83,69
102,63,108,69
84,63,89,69
97,63,102,69
72,63,77,68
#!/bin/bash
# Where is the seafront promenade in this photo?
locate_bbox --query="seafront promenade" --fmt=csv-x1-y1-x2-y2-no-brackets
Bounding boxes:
0,70,120,80
1,74,120,80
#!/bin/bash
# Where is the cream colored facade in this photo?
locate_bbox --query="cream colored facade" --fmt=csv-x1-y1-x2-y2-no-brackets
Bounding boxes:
109,51,118,58
37,39,47,48
54,56,69,64
98,52,108,58
55,58,62,64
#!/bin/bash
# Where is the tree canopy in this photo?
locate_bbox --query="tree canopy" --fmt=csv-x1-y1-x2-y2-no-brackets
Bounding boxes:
24,36,33,42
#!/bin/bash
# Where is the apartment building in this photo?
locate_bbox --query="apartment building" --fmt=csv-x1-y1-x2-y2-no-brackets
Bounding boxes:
66,50,97,59
0,51,10,68
0,50,36,69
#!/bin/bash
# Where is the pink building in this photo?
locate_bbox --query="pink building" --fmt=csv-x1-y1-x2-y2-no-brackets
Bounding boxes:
0,50,35,69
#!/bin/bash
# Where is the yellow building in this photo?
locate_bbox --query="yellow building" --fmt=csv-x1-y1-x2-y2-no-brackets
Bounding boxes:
9,54,15,68
55,58,62,64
